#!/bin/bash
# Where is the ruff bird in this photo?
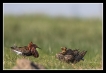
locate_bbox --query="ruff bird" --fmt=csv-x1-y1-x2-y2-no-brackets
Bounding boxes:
56,47,87,64
10,42,41,58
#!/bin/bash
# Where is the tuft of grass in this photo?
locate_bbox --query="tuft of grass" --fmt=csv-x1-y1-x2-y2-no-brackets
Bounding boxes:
3,15,102,70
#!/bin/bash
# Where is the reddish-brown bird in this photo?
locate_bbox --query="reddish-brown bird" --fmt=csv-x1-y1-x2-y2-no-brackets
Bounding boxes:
28,42,40,58
10,42,41,58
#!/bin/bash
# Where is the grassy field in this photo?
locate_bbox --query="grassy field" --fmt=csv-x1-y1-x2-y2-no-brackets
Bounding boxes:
3,14,102,70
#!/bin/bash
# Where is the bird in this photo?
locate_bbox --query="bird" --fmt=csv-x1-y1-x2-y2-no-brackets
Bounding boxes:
10,42,41,58
56,47,87,64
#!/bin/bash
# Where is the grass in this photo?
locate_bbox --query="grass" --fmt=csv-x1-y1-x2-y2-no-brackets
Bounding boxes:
3,14,102,70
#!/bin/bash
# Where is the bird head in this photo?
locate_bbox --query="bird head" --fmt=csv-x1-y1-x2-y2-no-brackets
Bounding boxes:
28,42,41,49
10,44,17,50
61,47,67,55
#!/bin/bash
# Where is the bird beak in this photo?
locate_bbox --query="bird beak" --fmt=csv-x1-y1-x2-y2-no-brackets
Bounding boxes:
10,47,14,49
37,47,41,49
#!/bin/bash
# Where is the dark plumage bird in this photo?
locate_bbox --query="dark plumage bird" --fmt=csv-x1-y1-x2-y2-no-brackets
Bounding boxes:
10,42,41,58
56,47,87,64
